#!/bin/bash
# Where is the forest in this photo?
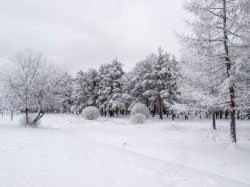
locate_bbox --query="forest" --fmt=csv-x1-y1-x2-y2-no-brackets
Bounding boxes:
0,0,250,144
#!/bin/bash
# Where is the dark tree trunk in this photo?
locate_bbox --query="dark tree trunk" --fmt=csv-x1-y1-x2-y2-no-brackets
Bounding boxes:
25,108,29,125
158,95,163,120
212,111,216,130
216,112,219,119
225,110,228,119
146,98,149,107
152,105,156,117
229,86,236,142
11,111,13,121
220,111,223,119
223,0,236,143
32,110,45,127
172,113,175,120
237,110,240,119
206,112,209,119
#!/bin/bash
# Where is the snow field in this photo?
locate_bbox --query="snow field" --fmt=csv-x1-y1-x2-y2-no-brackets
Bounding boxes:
0,114,250,187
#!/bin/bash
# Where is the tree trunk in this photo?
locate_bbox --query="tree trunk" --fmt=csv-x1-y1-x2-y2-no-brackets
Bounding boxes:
152,105,156,117
212,111,216,130
216,112,219,119
172,113,175,120
223,0,236,143
11,111,13,121
225,110,228,119
32,109,44,126
220,111,223,119
158,95,163,119
25,108,29,125
237,110,240,119
229,86,236,142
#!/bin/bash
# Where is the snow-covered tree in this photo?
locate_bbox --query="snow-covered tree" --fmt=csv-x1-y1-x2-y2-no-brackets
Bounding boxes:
159,51,180,119
97,59,125,116
0,90,19,121
0,90,5,118
129,54,156,111
71,71,86,114
0,49,65,127
130,48,180,119
181,0,250,142
57,73,74,113
120,73,134,115
84,69,100,107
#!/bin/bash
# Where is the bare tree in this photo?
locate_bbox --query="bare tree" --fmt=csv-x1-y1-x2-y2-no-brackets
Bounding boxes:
181,0,250,142
0,49,65,127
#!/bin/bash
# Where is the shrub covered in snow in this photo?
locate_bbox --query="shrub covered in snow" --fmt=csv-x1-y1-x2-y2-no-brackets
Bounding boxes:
82,106,100,120
130,103,150,118
131,113,146,124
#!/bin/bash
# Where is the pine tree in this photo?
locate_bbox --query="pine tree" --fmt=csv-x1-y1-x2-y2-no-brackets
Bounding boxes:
160,55,181,119
71,71,86,113
57,74,73,113
129,54,157,112
84,69,100,107
97,59,125,116
129,48,180,119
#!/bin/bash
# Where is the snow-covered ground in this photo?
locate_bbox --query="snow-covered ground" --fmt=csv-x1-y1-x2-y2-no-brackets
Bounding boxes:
0,113,250,187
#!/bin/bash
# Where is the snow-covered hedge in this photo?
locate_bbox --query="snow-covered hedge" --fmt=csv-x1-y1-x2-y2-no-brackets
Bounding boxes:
82,106,100,120
130,103,150,118
131,113,146,124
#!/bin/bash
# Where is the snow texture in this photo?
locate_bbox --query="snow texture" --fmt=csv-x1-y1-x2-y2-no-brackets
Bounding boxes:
131,103,150,118
82,106,100,120
0,114,250,187
131,113,146,124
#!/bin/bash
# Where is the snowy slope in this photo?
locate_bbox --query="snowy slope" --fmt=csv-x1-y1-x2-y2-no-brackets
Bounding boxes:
0,114,249,187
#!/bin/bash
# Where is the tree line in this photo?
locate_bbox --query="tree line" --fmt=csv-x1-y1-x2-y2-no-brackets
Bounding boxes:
67,48,180,119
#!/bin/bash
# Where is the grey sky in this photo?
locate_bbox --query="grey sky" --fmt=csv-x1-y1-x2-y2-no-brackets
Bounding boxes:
0,0,186,74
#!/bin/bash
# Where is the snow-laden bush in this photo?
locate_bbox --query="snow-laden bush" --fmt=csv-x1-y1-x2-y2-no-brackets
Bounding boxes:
131,113,146,124
82,106,100,120
130,103,150,118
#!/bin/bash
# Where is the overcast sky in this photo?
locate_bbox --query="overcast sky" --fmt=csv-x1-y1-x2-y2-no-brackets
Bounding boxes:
0,0,187,74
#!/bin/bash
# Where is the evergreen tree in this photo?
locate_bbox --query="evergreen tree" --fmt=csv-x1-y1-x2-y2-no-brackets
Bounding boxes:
129,48,180,119
97,59,125,116
71,71,86,113
129,54,157,111
57,73,74,113
84,69,100,107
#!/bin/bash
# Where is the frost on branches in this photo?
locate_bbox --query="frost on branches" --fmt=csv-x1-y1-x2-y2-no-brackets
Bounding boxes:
128,48,180,119
180,0,250,142
0,49,66,127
